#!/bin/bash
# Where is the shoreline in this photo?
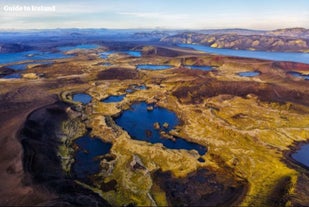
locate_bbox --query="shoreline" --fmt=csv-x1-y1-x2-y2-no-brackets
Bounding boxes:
283,140,309,172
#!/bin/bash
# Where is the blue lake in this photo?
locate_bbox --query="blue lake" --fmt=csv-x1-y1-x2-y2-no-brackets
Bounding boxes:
2,73,21,79
72,93,92,104
115,102,207,155
0,50,72,65
58,44,99,52
179,44,309,64
288,71,309,80
72,134,112,180
102,95,126,103
101,50,141,59
137,64,173,70
238,71,261,77
184,65,213,71
292,144,309,168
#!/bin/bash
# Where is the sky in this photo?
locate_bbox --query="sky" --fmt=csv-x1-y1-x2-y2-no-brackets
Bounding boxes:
0,0,309,30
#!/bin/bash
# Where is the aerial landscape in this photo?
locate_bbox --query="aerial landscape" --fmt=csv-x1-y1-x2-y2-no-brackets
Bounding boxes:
0,0,309,206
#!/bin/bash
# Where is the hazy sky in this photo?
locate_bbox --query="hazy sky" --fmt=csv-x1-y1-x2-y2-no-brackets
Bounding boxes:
0,0,309,30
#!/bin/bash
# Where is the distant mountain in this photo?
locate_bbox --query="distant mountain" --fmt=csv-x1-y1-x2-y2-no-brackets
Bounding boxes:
1,28,308,53
133,31,175,41
160,28,309,52
266,28,309,38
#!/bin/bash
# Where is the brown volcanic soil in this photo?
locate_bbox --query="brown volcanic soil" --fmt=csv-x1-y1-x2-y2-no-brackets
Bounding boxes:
97,67,140,80
0,84,57,205
172,78,309,106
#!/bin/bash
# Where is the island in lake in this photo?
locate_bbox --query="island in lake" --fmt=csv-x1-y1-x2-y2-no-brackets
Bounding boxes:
0,27,309,207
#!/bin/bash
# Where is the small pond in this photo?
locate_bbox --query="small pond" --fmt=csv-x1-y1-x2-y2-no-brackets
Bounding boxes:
126,84,147,93
102,95,126,103
136,64,172,70
72,134,112,180
291,144,309,168
184,65,213,71
237,71,261,77
287,71,309,80
72,93,92,104
115,102,207,155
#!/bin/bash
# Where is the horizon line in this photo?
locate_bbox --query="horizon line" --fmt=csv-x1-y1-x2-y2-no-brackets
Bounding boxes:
0,27,308,32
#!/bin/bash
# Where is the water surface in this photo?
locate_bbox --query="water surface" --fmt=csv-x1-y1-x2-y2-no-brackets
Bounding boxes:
288,71,309,80
179,44,309,64
237,71,261,77
101,50,141,59
292,144,309,168
102,95,125,103
115,102,207,155
0,50,72,64
8,61,52,70
72,135,112,180
72,93,92,104
2,73,21,79
184,65,213,71
8,63,28,70
137,64,172,70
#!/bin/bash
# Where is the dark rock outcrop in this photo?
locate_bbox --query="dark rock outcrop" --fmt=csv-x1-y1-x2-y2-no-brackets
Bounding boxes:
0,67,15,77
154,168,246,206
19,101,111,207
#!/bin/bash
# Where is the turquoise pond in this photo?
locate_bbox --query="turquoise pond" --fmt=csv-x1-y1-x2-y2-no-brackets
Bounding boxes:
115,102,207,155
101,50,141,59
288,71,309,80
136,64,172,70
292,144,309,168
72,134,112,180
58,44,99,52
179,44,309,64
102,95,126,103
184,65,213,71
72,93,93,104
237,71,261,77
